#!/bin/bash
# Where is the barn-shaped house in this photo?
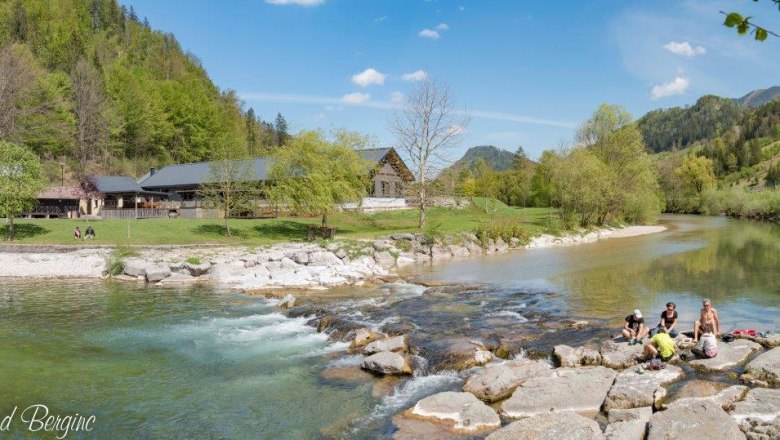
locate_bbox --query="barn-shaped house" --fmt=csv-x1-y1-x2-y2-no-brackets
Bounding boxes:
361,148,414,198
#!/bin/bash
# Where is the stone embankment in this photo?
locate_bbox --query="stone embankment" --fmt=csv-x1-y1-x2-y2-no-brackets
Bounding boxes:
341,329,779,439
0,225,667,290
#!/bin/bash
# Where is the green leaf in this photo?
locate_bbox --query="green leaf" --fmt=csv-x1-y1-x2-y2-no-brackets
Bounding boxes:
755,27,768,41
737,20,750,35
724,12,743,27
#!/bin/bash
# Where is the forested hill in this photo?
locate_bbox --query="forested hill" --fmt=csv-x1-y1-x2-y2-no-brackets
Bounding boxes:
0,0,283,181
447,145,519,172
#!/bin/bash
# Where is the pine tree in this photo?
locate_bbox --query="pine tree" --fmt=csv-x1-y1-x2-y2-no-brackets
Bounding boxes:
274,112,288,146
245,108,259,154
128,5,138,22
11,0,27,42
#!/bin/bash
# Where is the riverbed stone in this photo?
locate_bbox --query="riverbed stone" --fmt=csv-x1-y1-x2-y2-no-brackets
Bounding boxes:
430,245,452,260
291,251,309,265
601,339,645,369
391,233,415,241
351,328,386,348
667,380,748,409
123,258,147,277
145,265,171,282
689,339,762,372
373,251,395,266
648,400,745,440
440,339,494,370
553,344,602,367
604,364,684,411
604,407,653,440
307,251,343,267
360,351,412,375
448,245,470,257
278,294,296,309
184,261,211,276
501,366,617,418
730,388,780,439
408,391,501,433
364,335,407,354
485,412,602,440
463,359,554,402
741,347,780,387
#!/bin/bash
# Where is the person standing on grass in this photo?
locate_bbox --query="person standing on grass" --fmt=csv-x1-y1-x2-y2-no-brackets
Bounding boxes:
650,302,679,338
694,299,721,342
622,309,648,345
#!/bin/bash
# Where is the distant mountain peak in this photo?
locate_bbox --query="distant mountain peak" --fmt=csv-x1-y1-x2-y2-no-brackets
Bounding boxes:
450,145,518,172
736,86,780,108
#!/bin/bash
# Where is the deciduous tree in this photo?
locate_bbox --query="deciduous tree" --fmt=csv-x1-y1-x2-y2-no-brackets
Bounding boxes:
0,141,46,239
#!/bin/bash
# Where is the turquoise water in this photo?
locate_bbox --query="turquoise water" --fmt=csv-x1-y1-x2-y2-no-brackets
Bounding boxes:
1,215,779,439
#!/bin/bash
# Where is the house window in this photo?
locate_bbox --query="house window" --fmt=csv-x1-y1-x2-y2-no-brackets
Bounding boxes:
381,181,389,197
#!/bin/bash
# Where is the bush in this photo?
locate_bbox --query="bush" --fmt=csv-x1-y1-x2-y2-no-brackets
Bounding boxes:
186,256,201,265
475,222,531,245
104,246,140,277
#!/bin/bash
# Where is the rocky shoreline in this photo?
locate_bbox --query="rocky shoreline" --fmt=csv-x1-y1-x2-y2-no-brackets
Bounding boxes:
0,225,666,288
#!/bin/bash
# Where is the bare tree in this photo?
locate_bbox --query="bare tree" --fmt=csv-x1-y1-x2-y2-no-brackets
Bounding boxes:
72,58,107,169
0,44,38,139
389,78,469,228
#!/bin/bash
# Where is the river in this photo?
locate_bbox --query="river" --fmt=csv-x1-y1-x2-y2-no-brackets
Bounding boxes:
0,214,778,438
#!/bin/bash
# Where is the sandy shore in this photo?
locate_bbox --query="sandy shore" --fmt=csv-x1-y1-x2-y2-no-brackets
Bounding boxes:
0,224,668,281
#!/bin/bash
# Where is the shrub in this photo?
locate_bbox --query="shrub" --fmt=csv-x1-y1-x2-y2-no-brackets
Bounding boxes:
104,246,140,277
186,256,201,265
475,222,531,245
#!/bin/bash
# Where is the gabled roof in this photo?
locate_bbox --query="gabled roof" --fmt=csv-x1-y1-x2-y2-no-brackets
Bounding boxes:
358,147,392,164
37,186,88,200
139,158,269,189
93,176,148,194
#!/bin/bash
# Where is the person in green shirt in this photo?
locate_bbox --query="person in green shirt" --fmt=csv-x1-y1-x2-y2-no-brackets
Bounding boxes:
642,327,676,362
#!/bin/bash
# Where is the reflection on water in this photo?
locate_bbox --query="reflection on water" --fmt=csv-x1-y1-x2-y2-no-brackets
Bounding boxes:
405,215,780,332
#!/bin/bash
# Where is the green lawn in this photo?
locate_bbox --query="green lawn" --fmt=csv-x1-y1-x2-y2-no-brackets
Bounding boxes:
3,199,556,246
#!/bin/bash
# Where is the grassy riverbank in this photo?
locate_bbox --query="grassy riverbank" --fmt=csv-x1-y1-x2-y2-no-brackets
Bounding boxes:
2,200,557,246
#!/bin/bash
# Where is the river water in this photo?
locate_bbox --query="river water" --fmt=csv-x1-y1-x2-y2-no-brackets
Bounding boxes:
0,215,778,438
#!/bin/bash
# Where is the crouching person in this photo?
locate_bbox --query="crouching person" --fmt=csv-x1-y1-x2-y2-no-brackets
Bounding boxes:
692,323,718,359
643,327,676,362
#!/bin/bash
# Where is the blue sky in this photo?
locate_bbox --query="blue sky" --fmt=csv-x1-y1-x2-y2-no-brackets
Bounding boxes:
121,0,780,160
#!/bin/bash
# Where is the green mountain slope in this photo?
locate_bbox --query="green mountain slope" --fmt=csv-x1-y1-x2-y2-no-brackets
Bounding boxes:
447,145,521,171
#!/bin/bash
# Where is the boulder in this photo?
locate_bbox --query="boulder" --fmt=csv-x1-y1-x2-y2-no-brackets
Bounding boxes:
730,388,780,425
429,245,452,259
364,336,407,354
278,294,296,309
501,366,617,418
553,344,602,367
360,351,412,375
448,245,470,257
351,328,386,348
604,407,653,440
440,339,494,370
373,251,395,266
122,259,147,277
740,347,780,387
667,380,748,409
145,265,171,282
604,364,684,411
391,233,415,241
409,391,501,433
463,359,554,402
307,251,343,267
647,401,745,440
184,261,211,276
689,339,762,372
292,251,309,265
485,412,602,440
464,241,483,255
334,248,348,259
601,339,644,369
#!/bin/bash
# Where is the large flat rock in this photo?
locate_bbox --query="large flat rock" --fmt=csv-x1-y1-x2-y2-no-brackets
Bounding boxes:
604,364,684,411
741,347,780,387
409,391,501,433
601,339,644,369
648,400,745,440
463,359,554,402
553,344,602,367
689,339,762,371
501,366,617,418
604,407,652,440
667,380,748,409
729,388,780,440
360,351,412,375
485,412,602,440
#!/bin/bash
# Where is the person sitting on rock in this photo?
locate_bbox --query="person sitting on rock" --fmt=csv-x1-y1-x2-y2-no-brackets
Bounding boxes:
642,327,676,362
73,226,81,240
694,298,721,342
649,302,679,338
622,309,647,345
692,323,718,359
85,225,95,239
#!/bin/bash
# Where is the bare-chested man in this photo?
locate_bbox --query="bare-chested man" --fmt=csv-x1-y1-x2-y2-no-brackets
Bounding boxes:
694,298,720,342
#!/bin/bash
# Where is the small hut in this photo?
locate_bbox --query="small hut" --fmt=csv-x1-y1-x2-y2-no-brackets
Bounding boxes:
29,186,90,218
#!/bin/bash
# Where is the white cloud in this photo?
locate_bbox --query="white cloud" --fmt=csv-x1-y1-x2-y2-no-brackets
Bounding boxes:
458,6,465,11
341,92,371,104
436,23,449,31
401,70,428,82
390,91,404,103
265,0,325,5
418,29,440,39
651,76,689,100
350,68,386,87
375,16,387,22
663,41,706,58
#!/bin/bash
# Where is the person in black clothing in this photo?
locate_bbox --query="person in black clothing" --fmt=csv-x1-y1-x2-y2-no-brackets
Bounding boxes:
649,302,679,338
622,309,647,345
85,225,96,239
